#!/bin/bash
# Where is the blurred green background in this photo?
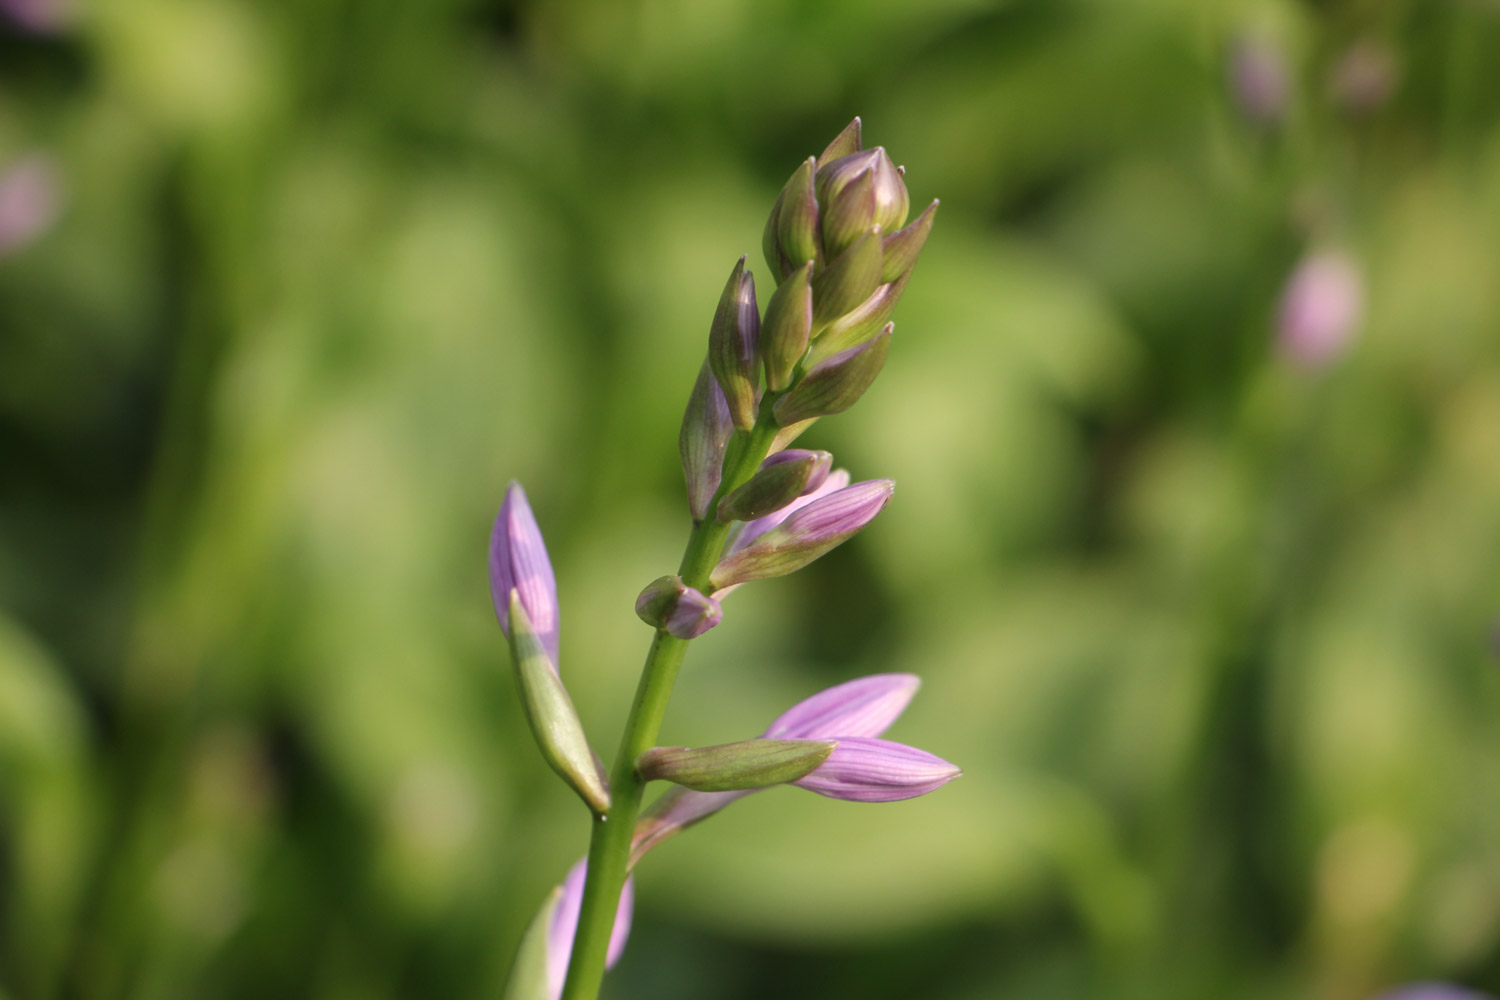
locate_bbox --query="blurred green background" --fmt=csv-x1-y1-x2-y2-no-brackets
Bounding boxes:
3,0,1500,998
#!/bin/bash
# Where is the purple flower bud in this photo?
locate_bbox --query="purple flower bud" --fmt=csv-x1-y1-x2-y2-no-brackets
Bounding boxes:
679,358,735,522
1329,41,1398,117
634,575,722,640
773,324,892,426
716,449,832,524
792,737,961,802
817,149,909,236
807,275,906,367
760,260,814,391
1229,33,1290,127
709,479,894,590
817,117,863,167
546,858,634,1000
725,468,851,559
880,199,938,283
0,154,62,256
0,0,72,33
1373,986,1496,1000
774,157,821,274
490,482,560,666
810,229,884,326
707,256,761,431
1277,250,1363,369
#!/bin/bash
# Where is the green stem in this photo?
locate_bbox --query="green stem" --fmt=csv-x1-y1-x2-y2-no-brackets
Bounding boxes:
558,405,780,1000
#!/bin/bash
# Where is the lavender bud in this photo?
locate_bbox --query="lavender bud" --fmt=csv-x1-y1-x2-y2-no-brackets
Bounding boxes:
546,859,634,1000
1277,250,1363,369
709,479,894,590
760,260,814,391
1373,988,1496,1000
0,154,62,256
679,359,735,522
507,594,611,815
502,885,562,1000
807,275,906,367
638,738,836,791
490,482,560,665
707,256,761,431
811,229,884,326
773,324,892,426
817,148,909,238
792,737,961,802
716,449,832,524
775,157,821,273
817,117,863,167
1228,33,1290,127
880,198,938,283
725,468,851,561
634,575,722,640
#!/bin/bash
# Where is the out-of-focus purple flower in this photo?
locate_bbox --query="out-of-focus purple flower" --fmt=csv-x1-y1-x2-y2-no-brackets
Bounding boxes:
0,154,62,256
1277,250,1364,368
1373,985,1496,1000
0,0,72,34
792,737,960,802
489,482,560,666
1330,41,1398,116
1229,34,1290,127
710,478,894,590
546,858,634,1000
631,673,923,861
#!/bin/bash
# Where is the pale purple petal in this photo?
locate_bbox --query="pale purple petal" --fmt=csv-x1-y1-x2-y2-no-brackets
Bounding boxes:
1374,987,1495,1000
0,154,62,255
664,586,722,640
1277,251,1363,369
546,858,634,1000
764,673,920,740
726,468,851,556
489,482,560,665
1229,34,1289,126
631,787,753,865
792,737,960,803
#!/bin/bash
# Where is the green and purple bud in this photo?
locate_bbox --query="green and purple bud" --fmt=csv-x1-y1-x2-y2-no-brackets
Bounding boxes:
760,260,814,390
817,117,863,166
501,886,562,1000
634,575,723,640
716,449,832,523
679,359,734,522
774,324,893,426
709,478,894,590
545,859,634,1000
637,738,836,791
816,147,909,242
880,199,938,283
707,256,761,430
1373,988,1496,1000
792,737,961,802
810,228,884,326
490,482,560,665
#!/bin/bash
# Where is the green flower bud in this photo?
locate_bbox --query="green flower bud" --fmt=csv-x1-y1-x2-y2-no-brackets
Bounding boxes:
716,448,833,523
806,274,907,367
811,230,884,326
679,358,734,522
774,323,892,426
816,148,909,235
507,592,611,815
637,739,837,792
775,157,821,272
760,260,813,391
880,198,938,283
707,256,761,431
817,117,862,166
820,169,877,260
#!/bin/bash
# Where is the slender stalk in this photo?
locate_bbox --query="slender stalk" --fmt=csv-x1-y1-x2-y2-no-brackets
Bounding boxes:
558,403,781,1000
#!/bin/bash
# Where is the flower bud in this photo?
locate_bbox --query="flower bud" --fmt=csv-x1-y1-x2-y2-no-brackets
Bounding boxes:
806,276,906,367
820,168,877,260
679,358,734,522
507,593,611,815
760,260,814,391
880,198,938,283
709,479,894,590
716,449,832,523
638,738,836,791
816,148,909,237
811,229,884,326
774,324,892,426
1374,987,1496,1000
775,156,821,272
707,256,761,431
792,737,961,802
545,859,634,1000
634,575,723,640
0,154,62,255
490,482,560,666
817,117,862,167
1277,250,1362,369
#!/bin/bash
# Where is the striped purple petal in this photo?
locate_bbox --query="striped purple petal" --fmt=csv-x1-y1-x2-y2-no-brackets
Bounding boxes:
764,673,920,740
489,482,560,666
546,858,634,1000
792,737,960,802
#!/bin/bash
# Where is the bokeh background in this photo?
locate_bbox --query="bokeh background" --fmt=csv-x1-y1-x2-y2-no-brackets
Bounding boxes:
4,0,1500,998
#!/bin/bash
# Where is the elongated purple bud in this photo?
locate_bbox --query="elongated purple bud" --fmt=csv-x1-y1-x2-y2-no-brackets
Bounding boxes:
716,449,832,523
792,737,961,802
679,358,734,522
638,738,836,792
760,260,814,391
707,256,761,430
776,157,821,271
709,479,894,590
725,468,851,559
807,275,906,367
880,199,938,283
634,575,722,640
817,117,862,166
546,858,634,1000
1277,250,1363,369
490,482,560,665
816,148,909,237
811,229,884,326
820,169,877,260
773,324,892,426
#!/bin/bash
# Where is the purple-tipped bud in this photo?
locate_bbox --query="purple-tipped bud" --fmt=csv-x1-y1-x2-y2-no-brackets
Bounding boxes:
716,449,832,524
1373,987,1496,1000
707,256,761,431
634,575,722,640
490,483,560,666
546,859,634,1000
507,594,610,815
679,358,734,522
760,260,814,391
820,168,877,260
817,117,863,167
1277,250,1363,369
774,324,892,426
879,199,938,283
807,275,907,367
811,229,884,326
638,738,836,791
816,148,910,236
726,468,851,560
0,154,62,256
1229,33,1290,127
792,737,961,802
775,157,821,273
709,479,894,590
